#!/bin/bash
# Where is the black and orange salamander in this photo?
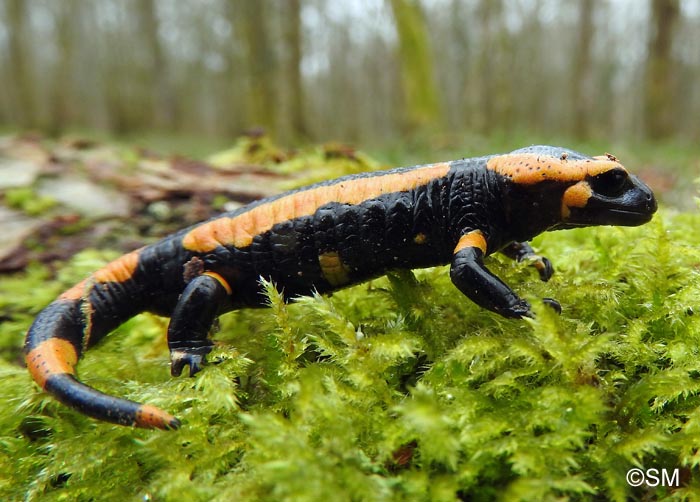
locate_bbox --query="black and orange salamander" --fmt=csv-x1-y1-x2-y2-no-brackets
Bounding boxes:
25,145,657,429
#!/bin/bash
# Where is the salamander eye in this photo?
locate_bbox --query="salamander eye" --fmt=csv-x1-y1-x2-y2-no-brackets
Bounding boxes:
591,167,628,196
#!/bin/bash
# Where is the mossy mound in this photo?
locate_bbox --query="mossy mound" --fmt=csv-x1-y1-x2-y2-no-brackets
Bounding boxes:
1,141,699,501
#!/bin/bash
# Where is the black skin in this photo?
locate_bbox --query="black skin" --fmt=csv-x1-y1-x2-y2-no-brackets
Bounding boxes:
24,145,657,428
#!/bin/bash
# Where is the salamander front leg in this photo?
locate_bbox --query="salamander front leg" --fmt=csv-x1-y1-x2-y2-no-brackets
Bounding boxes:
500,241,554,282
450,232,532,318
168,272,231,377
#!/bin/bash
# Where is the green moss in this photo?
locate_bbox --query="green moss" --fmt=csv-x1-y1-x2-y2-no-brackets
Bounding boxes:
3,208,700,499
4,187,56,216
207,134,289,168
208,136,383,189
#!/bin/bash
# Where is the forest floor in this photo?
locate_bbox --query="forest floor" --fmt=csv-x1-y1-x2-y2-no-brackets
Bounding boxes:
1,132,699,501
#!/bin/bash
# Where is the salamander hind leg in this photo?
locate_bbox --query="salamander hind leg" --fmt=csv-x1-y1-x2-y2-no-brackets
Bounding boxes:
168,272,232,377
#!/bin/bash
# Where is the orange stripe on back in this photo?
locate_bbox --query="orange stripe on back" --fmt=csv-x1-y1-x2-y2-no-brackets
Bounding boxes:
487,153,625,185
183,163,451,253
58,250,141,301
59,279,90,301
93,249,141,284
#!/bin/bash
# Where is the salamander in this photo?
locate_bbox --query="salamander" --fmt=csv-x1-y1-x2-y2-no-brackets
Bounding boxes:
24,145,657,429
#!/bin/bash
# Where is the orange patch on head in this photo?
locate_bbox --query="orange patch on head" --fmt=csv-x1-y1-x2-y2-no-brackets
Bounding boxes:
183,163,451,252
93,249,141,284
454,230,487,255
26,338,79,388
134,404,180,430
561,181,593,219
487,153,627,185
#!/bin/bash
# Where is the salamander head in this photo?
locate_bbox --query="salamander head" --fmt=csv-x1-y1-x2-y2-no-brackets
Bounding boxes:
487,146,657,238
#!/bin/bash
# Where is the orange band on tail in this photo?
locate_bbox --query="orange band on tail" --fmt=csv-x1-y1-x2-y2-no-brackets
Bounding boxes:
26,338,79,389
134,404,181,430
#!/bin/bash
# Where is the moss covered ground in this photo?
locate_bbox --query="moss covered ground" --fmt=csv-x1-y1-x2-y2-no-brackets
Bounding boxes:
1,138,699,501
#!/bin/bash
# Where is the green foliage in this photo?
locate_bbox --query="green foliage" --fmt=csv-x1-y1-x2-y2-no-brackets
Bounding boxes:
208,134,383,188
207,134,289,168
3,187,56,216
2,208,700,501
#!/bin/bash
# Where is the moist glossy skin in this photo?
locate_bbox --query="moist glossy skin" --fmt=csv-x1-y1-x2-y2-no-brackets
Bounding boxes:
24,145,657,429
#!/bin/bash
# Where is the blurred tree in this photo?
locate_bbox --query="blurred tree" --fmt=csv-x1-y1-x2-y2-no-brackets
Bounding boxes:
136,0,177,130
517,0,545,132
441,0,472,130
234,0,276,134
388,0,441,133
474,0,503,133
673,1,700,141
0,0,698,143
101,1,137,135
571,0,594,138
328,26,361,140
5,0,36,129
644,0,680,139
282,0,307,140
46,0,76,136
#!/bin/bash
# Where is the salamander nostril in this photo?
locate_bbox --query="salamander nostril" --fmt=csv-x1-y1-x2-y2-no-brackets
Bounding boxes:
647,192,658,212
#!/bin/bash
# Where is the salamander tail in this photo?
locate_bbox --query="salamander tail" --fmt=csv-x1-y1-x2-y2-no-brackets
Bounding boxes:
25,295,180,430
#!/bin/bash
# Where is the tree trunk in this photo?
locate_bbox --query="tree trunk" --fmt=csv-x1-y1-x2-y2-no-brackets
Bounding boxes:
476,0,494,132
46,0,77,137
645,0,680,139
571,0,594,138
137,0,177,130
389,0,441,133
282,0,307,141
237,0,276,134
5,0,36,129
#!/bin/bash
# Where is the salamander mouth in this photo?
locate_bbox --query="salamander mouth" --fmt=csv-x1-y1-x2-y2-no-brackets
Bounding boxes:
553,207,655,230
605,208,655,224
